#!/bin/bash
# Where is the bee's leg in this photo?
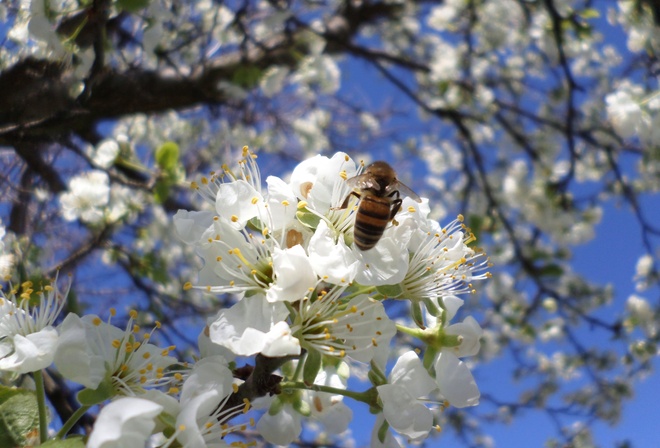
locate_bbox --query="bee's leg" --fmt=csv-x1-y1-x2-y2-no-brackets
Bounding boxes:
336,191,361,210
389,191,402,222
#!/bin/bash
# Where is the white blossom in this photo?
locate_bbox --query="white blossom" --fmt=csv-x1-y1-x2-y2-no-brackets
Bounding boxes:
59,170,111,224
606,89,643,138
376,351,437,442
87,397,164,448
207,294,300,357
54,310,178,394
0,278,69,374
0,220,14,278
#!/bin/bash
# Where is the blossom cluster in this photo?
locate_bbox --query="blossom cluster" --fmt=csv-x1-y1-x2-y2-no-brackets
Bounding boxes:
0,148,489,447
173,147,490,446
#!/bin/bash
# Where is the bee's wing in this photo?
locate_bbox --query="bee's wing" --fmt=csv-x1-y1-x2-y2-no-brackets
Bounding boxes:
346,173,381,191
389,180,422,202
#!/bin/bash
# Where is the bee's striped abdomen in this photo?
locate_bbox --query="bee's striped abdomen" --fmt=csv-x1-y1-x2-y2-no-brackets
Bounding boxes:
353,195,391,250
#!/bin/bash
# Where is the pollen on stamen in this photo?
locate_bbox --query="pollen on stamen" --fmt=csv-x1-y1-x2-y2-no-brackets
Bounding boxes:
232,383,239,393
282,200,290,206
243,398,251,413
407,206,416,213
110,308,117,317
297,200,308,209
231,215,239,222
372,338,378,347
183,282,193,290
201,177,209,185
169,387,180,395
339,170,347,180
251,197,259,205
92,317,102,326
190,181,199,190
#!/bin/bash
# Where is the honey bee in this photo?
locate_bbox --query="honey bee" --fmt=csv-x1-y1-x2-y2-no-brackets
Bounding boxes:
342,161,421,251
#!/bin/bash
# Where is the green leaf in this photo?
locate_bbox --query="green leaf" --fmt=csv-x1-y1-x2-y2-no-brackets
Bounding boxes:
539,264,564,278
296,209,321,230
580,8,600,19
117,0,151,13
155,141,180,172
0,386,39,448
77,380,114,406
303,349,322,386
41,436,86,448
232,65,263,89
153,179,171,204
